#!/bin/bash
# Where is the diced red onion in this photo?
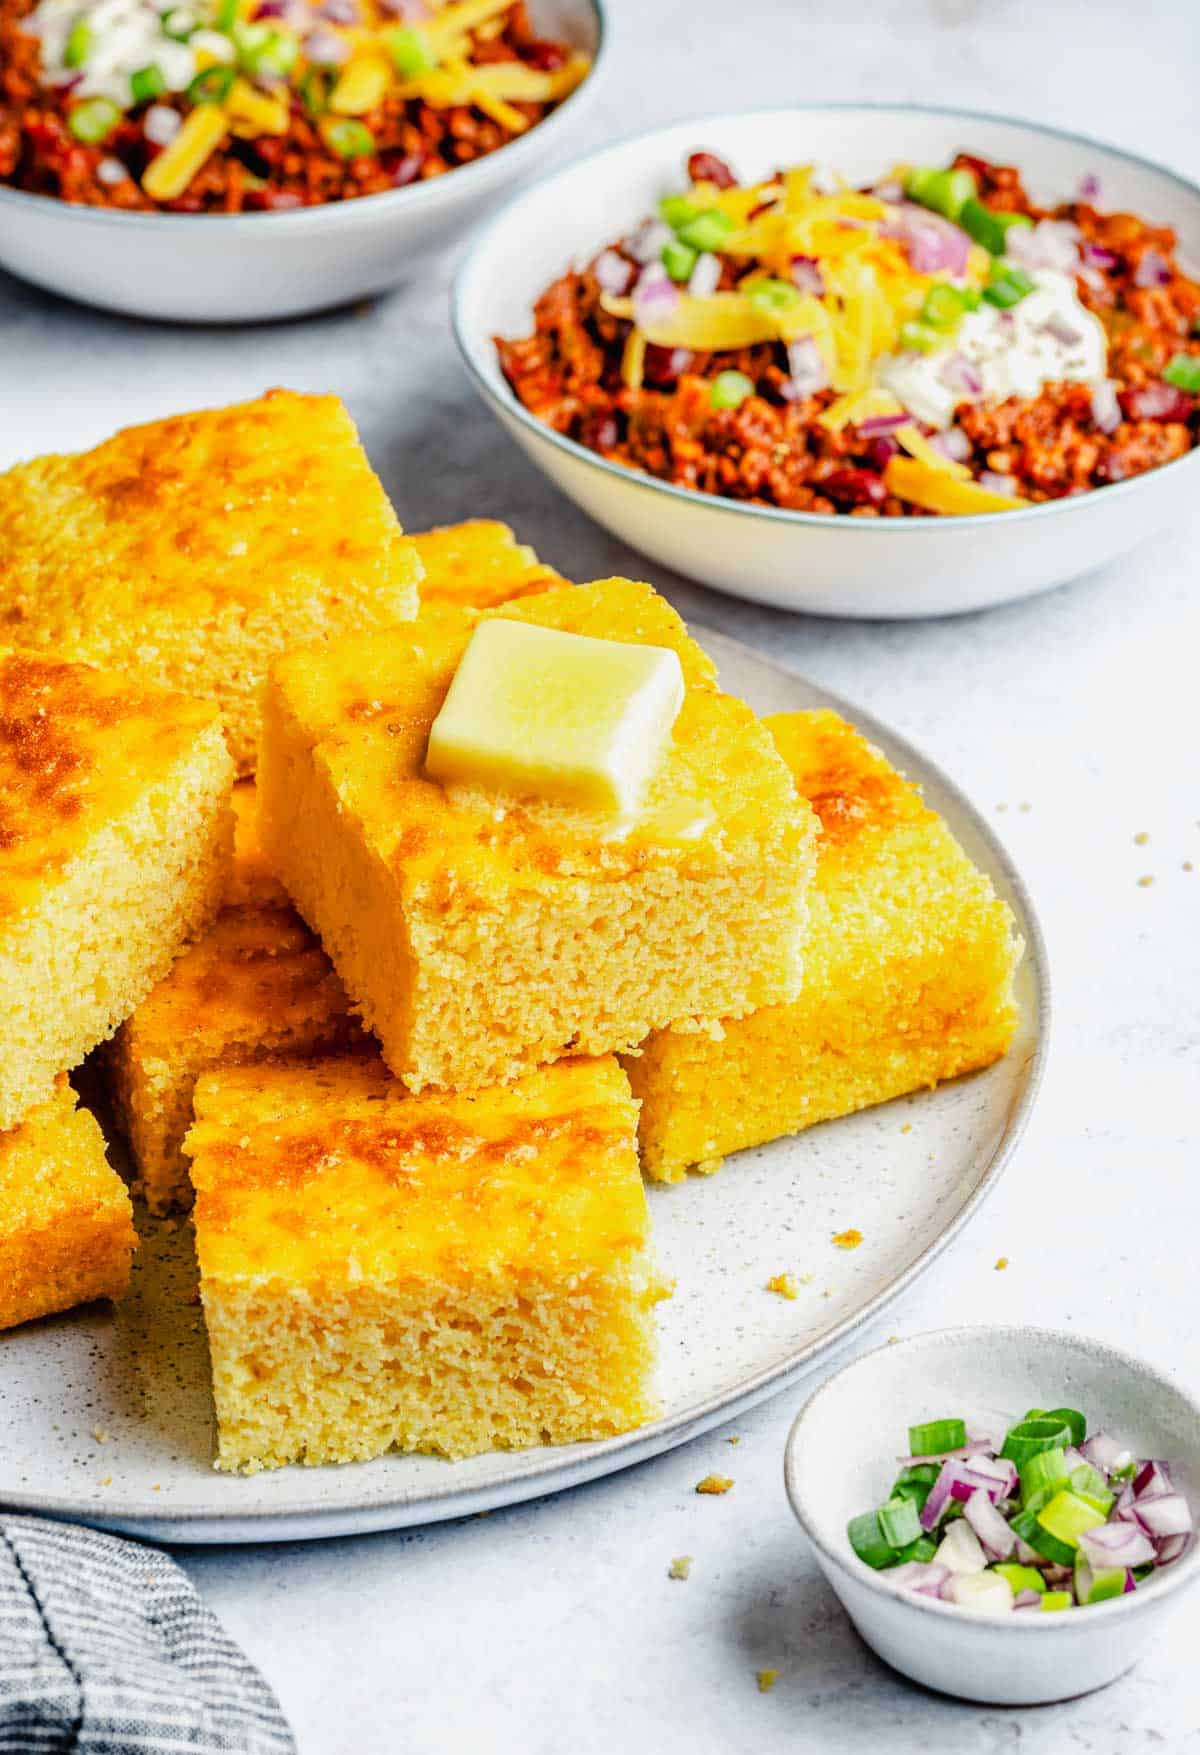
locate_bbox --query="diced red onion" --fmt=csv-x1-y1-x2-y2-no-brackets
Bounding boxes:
868,436,901,469
964,1487,1016,1561
786,336,828,397
1115,1484,1138,1522
379,0,428,13
1042,1564,1073,1588
1006,218,1080,274
96,157,127,186
1078,172,1103,204
1015,1536,1044,1568
1134,248,1171,289
979,470,1018,496
1013,1589,1043,1609
899,1438,994,1468
1090,380,1122,434
873,179,903,202
1134,1460,1174,1500
317,0,359,21
628,219,672,265
1134,1493,1193,1540
858,412,909,438
886,204,970,277
1042,312,1084,346
687,251,722,299
1081,241,1118,272
1124,1568,1138,1593
889,1560,950,1596
961,1455,1018,1500
143,104,181,146
789,254,824,297
593,249,634,295
1157,1533,1192,1567
930,422,974,461
304,26,350,63
252,0,288,14
936,354,983,401
935,1518,988,1573
1079,1520,1156,1571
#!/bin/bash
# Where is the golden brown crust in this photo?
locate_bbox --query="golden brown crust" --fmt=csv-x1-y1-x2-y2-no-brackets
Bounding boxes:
412,520,563,610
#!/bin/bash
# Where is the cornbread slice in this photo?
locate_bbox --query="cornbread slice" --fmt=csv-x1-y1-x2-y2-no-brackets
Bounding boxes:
0,650,233,1131
259,578,817,1094
626,710,1023,1180
224,777,290,910
186,1054,661,1472
412,519,562,609
0,1079,136,1330
0,390,422,774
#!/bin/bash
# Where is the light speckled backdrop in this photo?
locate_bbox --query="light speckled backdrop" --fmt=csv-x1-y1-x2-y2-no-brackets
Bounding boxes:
2,0,1198,1746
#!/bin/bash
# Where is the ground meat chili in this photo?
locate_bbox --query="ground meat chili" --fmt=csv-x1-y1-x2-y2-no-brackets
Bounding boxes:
0,0,585,213
495,150,1200,517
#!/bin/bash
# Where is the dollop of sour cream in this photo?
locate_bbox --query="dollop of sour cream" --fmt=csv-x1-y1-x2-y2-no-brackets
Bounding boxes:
879,269,1107,430
27,0,200,107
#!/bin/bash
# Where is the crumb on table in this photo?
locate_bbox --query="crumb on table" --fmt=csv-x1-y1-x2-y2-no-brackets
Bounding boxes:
766,1272,798,1300
756,1669,779,1693
696,1473,733,1496
995,1256,1009,1271
668,1555,693,1581
1137,875,1155,888
832,1228,862,1250
1133,831,1150,845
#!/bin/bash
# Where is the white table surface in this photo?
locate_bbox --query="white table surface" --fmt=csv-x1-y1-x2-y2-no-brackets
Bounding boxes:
2,0,1198,1746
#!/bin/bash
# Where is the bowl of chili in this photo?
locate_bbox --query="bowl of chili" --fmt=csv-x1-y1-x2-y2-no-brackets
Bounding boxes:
0,0,604,321
453,104,1200,617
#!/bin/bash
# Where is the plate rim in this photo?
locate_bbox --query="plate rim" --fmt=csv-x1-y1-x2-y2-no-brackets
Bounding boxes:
0,629,1050,1542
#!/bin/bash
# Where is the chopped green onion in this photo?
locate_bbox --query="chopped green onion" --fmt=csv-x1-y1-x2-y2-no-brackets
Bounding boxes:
1075,1559,1125,1605
709,370,755,411
1047,1407,1087,1447
385,24,438,76
676,209,734,252
232,21,298,75
893,1463,941,1488
994,1562,1045,1596
1036,1488,1108,1559
1132,1561,1156,1582
659,194,699,231
895,1535,938,1564
907,1418,966,1457
1022,1407,1048,1423
661,239,698,283
1000,1416,1071,1464
847,1510,896,1570
299,68,330,115
187,64,236,103
904,164,976,222
67,96,121,143
1041,1591,1073,1612
64,14,93,67
161,6,197,38
982,264,1036,309
1019,1446,1069,1512
215,0,237,28
877,1497,922,1549
1163,352,1200,393
921,282,973,329
898,320,942,355
890,1479,933,1513
1069,1464,1114,1518
747,277,801,315
959,196,1033,256
323,117,376,159
130,63,166,104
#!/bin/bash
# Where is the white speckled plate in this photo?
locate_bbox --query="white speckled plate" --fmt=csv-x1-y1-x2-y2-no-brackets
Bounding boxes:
0,632,1047,1543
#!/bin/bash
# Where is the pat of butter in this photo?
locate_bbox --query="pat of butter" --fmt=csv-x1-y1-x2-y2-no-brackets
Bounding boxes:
426,619,685,818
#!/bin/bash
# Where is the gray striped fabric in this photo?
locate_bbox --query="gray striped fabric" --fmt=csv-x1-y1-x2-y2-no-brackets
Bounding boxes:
0,1516,295,1753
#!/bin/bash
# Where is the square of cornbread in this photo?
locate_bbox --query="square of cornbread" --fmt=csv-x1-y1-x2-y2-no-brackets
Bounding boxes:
412,520,562,609
0,1079,136,1330
626,710,1023,1181
259,578,816,1094
0,649,234,1131
0,390,422,774
186,1054,661,1472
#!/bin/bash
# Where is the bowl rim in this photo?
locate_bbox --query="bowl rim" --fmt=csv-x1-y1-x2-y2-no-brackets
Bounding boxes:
0,0,606,233
452,99,1200,535
782,1323,1200,1628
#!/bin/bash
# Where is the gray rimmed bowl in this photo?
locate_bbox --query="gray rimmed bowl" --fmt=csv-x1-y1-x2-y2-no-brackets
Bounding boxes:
453,103,1200,617
0,0,604,323
784,1326,1200,1704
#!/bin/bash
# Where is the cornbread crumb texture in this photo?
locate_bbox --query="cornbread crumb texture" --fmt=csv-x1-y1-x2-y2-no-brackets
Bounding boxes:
668,1555,693,1580
695,1474,733,1495
0,391,421,774
225,779,290,909
186,1054,661,1472
766,1272,798,1300
259,577,816,1094
756,1669,779,1694
0,1080,135,1330
0,648,234,1130
412,520,562,609
627,709,1022,1181
106,902,359,1217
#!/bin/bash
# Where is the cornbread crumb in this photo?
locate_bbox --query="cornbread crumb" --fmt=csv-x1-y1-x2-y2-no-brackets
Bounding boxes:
1137,875,1155,888
668,1556,693,1581
901,1122,913,1134
696,1474,733,1495
0,392,421,774
1018,802,1031,813
188,1054,661,1471
91,1427,109,1444
1185,862,1194,873
100,1475,112,1487
756,1669,779,1694
766,1273,798,1300
995,1256,1010,1271
0,649,234,1130
412,520,562,609
261,579,816,1094
628,712,1022,1181
832,1229,863,1250
1134,831,1150,845
727,1435,740,1445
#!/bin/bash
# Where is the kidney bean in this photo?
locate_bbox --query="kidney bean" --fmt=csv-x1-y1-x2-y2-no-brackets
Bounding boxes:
821,467,888,508
525,39,568,71
578,411,620,452
642,345,695,386
867,436,901,470
1118,381,1194,422
687,150,736,189
382,150,423,188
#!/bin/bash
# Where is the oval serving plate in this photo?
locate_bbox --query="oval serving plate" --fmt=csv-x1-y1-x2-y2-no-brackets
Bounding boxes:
0,630,1047,1542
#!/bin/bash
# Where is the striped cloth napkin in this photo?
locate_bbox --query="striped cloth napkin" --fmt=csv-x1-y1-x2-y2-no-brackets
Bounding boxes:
0,1514,295,1753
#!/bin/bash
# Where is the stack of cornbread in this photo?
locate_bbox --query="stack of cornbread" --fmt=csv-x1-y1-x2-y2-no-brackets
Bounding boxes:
0,392,1023,1475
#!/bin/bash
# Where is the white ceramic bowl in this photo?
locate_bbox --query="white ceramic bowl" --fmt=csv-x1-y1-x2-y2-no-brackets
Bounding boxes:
454,104,1200,618
783,1326,1200,1705
0,0,603,323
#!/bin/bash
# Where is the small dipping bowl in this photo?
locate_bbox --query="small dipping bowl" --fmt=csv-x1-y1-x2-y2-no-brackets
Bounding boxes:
783,1326,1200,1705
